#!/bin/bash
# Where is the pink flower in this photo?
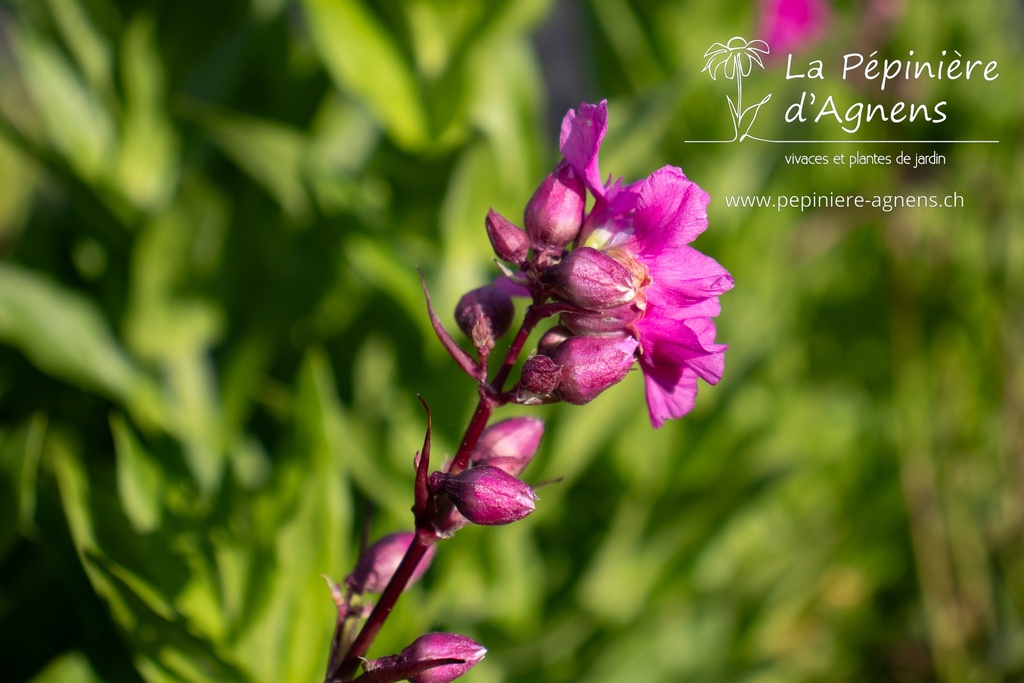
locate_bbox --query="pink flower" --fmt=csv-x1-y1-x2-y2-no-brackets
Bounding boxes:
555,101,734,427
758,0,830,57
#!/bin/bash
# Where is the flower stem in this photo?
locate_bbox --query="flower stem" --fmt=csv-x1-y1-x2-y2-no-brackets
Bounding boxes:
331,534,435,682
449,301,564,474
448,398,496,475
331,300,554,681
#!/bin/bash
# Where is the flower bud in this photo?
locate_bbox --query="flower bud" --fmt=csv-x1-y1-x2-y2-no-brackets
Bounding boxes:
561,300,643,334
551,334,639,404
454,285,515,355
536,325,572,356
519,355,561,397
433,417,544,536
546,247,638,310
402,632,487,683
430,466,537,526
524,160,585,255
345,532,437,594
471,417,545,476
485,209,530,265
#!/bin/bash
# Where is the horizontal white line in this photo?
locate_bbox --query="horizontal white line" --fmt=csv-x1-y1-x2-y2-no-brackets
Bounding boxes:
685,139,1000,144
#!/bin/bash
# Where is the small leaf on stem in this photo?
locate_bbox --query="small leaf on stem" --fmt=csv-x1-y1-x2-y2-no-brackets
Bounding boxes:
419,271,486,382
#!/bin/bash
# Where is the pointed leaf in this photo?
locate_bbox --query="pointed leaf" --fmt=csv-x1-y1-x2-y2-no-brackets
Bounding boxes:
303,0,428,150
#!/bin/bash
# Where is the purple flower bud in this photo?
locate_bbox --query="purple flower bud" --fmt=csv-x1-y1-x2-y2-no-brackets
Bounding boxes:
401,632,487,683
546,247,640,310
433,417,544,536
485,209,530,265
524,160,585,256
561,300,644,334
551,334,639,405
345,532,437,594
536,325,572,357
430,466,537,526
454,285,515,354
519,355,561,397
471,417,545,476
435,415,543,532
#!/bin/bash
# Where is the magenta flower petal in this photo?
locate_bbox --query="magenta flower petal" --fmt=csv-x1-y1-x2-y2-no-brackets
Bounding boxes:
637,311,726,383
637,316,727,427
667,296,723,320
632,167,711,253
644,246,734,307
559,100,609,197
641,361,699,429
578,180,641,247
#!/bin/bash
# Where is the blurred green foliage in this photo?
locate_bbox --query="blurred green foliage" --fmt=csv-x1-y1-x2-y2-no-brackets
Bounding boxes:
0,0,1021,682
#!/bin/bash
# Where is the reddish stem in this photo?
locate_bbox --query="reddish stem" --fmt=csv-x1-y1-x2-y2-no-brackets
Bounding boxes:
450,302,565,474
331,535,434,681
332,299,565,681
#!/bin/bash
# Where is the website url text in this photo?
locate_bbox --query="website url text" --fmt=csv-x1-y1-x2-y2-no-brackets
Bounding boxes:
723,192,964,212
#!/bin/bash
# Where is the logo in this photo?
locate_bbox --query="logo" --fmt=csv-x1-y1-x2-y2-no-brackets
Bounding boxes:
691,37,1000,145
701,37,772,142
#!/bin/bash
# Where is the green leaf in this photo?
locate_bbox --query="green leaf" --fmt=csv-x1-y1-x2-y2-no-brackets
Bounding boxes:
302,0,429,150
28,651,107,683
111,414,163,533
10,25,115,181
186,103,310,219
42,0,115,98
122,202,227,495
115,14,180,212
0,263,162,426
233,349,352,683
344,233,436,344
0,413,47,555
51,431,251,683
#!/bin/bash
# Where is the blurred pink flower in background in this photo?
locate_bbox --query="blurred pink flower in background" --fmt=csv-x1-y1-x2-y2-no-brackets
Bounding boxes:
759,0,830,56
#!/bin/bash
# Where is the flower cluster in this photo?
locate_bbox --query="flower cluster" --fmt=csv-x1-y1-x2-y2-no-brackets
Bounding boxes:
322,100,732,683
495,100,734,427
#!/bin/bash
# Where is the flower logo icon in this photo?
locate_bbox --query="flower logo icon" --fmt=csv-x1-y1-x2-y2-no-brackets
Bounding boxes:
701,37,773,141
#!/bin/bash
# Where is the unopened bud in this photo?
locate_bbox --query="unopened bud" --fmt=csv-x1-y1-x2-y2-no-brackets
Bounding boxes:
471,417,545,476
561,300,643,334
520,355,561,397
402,632,487,683
454,285,515,355
537,325,572,356
485,209,530,265
430,466,537,526
552,334,639,404
345,532,436,594
546,247,638,310
524,160,585,255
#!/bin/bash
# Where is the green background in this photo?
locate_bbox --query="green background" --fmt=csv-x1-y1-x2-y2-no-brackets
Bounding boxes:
1,1,1021,681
